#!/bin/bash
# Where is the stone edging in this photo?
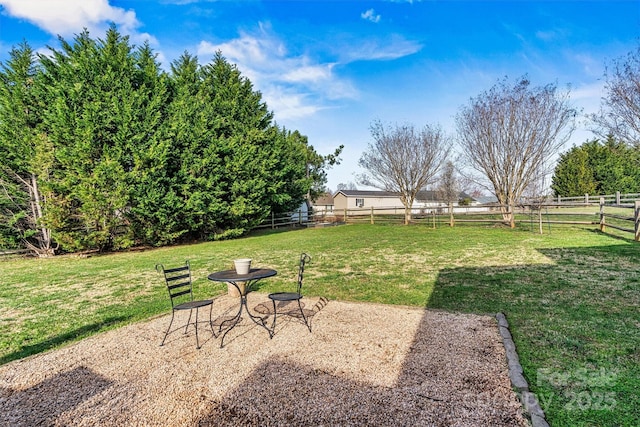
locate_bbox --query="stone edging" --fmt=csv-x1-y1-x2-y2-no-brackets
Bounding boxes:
496,312,550,427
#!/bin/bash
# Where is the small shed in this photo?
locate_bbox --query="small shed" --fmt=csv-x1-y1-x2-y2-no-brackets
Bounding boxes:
291,200,310,222
312,193,335,214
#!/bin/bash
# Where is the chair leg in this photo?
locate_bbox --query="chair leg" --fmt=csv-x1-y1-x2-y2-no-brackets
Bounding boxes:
184,309,193,334
298,299,311,332
270,299,277,337
161,310,176,346
194,307,200,349
209,303,216,338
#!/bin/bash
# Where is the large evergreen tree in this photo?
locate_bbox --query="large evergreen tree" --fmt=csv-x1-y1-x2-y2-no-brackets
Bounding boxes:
39,28,167,250
183,52,269,237
0,42,55,255
124,43,175,246
550,144,597,197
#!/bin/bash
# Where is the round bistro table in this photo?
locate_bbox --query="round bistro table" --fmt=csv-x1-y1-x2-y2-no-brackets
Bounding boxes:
208,268,277,347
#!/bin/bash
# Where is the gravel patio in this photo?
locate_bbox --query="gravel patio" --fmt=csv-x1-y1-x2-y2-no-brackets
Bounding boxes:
0,294,528,426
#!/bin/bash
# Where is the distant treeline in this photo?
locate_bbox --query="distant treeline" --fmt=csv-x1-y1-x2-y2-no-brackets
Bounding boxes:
552,136,640,197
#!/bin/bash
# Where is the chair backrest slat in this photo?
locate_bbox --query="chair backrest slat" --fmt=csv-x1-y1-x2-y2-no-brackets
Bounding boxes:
166,273,190,282
163,265,189,274
170,289,191,299
296,253,311,295
156,261,194,308
167,281,190,291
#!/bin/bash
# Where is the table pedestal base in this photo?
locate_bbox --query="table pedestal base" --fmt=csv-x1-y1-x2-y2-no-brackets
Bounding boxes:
219,283,273,348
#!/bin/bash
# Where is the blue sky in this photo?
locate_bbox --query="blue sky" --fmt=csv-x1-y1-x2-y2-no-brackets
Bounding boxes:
1,0,639,192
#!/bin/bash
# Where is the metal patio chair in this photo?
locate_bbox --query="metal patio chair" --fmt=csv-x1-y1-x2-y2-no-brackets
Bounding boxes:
157,260,214,349
269,253,312,333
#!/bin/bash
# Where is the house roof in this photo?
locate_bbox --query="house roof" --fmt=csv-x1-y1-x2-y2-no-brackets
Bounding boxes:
334,190,398,198
335,189,475,202
416,190,475,201
475,195,499,204
313,193,334,206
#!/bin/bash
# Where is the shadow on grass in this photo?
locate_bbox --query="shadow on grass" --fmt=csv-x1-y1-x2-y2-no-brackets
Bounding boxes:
0,315,132,365
428,243,639,426
586,227,639,244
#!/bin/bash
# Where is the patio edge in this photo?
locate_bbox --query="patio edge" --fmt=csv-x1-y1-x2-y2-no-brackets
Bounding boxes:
496,312,550,427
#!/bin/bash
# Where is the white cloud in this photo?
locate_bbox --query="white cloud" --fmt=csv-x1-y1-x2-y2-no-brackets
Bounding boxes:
262,90,325,121
361,9,381,23
0,0,155,45
535,28,569,42
196,26,423,120
561,81,604,146
571,81,604,118
535,30,554,42
341,35,422,62
197,25,358,121
571,81,604,101
283,65,334,84
161,0,202,4
567,52,603,78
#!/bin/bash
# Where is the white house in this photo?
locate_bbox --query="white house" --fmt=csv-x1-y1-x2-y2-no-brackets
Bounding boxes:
333,190,483,214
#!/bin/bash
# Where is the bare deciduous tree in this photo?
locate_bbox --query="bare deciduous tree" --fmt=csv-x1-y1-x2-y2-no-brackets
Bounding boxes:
435,161,460,226
590,45,640,146
0,43,56,256
336,181,358,191
358,120,450,224
456,77,576,227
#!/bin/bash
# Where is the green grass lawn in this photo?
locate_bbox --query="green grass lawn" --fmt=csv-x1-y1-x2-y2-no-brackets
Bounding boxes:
1,224,638,426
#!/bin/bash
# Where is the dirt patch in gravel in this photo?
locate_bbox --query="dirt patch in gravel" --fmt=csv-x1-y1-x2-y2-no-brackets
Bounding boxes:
0,294,528,426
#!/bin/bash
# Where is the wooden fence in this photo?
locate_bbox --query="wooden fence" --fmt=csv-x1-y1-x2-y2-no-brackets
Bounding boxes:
253,210,311,229
4,193,639,257
598,199,640,240
554,191,640,205
258,196,640,242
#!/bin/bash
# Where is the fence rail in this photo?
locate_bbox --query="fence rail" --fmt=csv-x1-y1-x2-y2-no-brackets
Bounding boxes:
598,199,640,239
553,191,640,205
253,210,311,229
0,249,31,259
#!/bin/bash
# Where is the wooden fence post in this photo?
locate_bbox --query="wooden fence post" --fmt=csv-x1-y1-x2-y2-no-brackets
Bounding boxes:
271,212,275,229
585,193,589,204
449,202,454,227
635,200,640,241
509,204,515,228
538,206,543,234
370,207,374,224
599,197,606,232
344,208,347,224
616,191,621,205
